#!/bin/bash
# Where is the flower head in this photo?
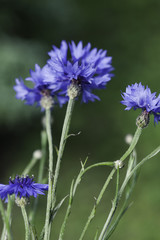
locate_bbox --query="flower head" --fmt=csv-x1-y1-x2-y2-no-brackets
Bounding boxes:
47,41,114,102
0,175,48,202
14,64,68,109
121,83,160,124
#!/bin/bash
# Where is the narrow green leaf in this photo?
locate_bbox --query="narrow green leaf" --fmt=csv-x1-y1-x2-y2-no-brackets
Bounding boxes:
50,195,68,223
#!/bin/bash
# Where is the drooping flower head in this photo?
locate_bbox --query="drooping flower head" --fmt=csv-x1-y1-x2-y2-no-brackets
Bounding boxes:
121,83,160,124
14,64,68,109
0,175,48,202
47,41,114,102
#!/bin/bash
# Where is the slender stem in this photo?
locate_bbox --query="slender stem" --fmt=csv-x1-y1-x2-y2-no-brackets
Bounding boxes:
119,145,160,196
98,153,136,240
82,162,114,175
29,130,47,223
0,199,12,240
97,127,143,238
58,161,114,240
38,130,47,183
6,196,13,239
105,152,137,240
52,98,75,209
120,127,142,162
44,109,54,240
115,168,119,199
22,157,39,176
21,205,30,240
0,199,6,227
1,225,6,240
98,168,120,240
105,199,132,240
58,180,74,240
94,229,99,240
99,145,160,240
79,169,116,240
73,161,114,196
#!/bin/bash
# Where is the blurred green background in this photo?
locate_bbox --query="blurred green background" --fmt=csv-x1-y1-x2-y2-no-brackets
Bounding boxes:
1,0,160,239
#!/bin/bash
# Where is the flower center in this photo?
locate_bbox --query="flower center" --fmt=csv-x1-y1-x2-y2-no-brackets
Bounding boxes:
71,78,82,88
41,89,51,97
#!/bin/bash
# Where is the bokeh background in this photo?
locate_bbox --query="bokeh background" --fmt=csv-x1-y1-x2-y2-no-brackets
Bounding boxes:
1,0,160,239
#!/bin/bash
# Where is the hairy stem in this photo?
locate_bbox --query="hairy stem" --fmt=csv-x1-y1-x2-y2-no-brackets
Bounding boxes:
0,199,12,240
120,127,142,162
98,168,120,240
79,169,116,240
52,98,75,209
21,205,30,240
44,109,54,240
58,160,114,240
29,130,47,223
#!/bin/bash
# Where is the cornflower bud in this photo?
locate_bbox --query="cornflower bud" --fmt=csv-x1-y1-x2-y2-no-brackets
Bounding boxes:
136,110,150,128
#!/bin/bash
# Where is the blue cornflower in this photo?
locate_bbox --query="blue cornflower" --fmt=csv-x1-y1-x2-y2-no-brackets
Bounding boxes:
0,175,48,202
47,41,114,103
121,83,160,124
14,64,68,108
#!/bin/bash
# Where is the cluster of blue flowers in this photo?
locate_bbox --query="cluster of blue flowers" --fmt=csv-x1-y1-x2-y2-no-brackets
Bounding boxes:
14,40,160,123
14,41,113,108
121,83,160,123
5,42,160,204
0,176,48,202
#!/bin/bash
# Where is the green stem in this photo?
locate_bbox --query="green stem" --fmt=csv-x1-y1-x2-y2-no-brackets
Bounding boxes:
79,169,116,240
82,162,114,175
58,180,74,240
96,128,142,240
115,168,120,199
6,196,13,239
73,162,114,196
29,130,47,223
58,161,114,240
105,199,132,240
38,130,47,183
94,229,99,240
52,98,75,209
44,109,54,240
120,127,142,162
119,145,160,196
0,199,12,240
0,199,6,227
98,168,120,240
100,145,160,240
1,226,6,240
21,205,30,240
22,157,39,176
105,152,137,240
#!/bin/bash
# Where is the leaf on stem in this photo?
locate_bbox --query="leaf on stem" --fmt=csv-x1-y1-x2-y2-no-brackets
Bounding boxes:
105,201,133,240
50,195,68,223
94,228,99,240
40,196,68,240
54,145,59,156
66,131,81,140
80,157,89,171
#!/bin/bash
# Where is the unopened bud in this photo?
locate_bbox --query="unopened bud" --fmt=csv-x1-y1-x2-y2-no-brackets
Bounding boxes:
125,134,133,145
33,150,42,159
67,83,81,99
136,110,150,128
